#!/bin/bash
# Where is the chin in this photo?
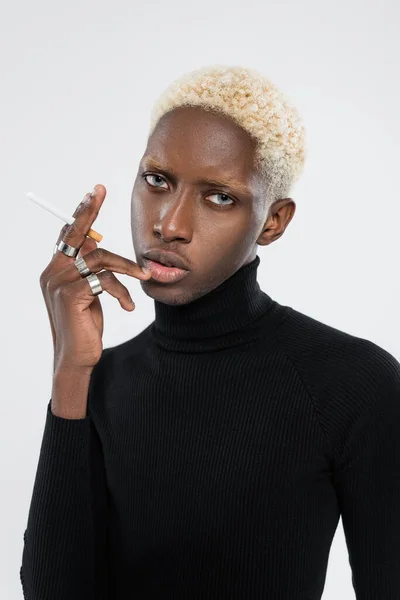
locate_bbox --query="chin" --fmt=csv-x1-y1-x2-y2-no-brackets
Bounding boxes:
139,280,201,306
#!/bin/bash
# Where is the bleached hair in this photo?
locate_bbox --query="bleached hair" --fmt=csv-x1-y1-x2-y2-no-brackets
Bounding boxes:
148,64,307,205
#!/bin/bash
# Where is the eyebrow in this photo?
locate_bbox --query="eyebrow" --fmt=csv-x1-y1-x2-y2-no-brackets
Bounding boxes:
142,156,252,197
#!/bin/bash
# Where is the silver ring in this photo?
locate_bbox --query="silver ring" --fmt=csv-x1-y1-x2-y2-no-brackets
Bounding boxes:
53,240,81,258
86,273,103,296
74,256,92,278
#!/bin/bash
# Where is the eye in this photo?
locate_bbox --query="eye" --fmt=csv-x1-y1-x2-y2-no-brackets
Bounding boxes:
142,173,168,189
206,193,235,207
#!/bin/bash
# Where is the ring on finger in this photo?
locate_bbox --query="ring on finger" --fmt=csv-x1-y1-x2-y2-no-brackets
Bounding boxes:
86,273,103,296
53,239,81,258
74,256,92,278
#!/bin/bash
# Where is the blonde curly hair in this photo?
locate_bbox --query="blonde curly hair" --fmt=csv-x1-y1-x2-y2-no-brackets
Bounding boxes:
148,64,307,205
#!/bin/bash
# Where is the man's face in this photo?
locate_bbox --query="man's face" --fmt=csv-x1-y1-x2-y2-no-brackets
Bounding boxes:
130,106,269,306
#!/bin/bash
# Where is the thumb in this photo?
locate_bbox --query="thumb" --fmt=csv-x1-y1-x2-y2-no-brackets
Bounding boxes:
77,236,98,259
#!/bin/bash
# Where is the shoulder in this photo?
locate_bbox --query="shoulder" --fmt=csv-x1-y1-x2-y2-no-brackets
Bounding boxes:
277,304,400,384
275,304,400,454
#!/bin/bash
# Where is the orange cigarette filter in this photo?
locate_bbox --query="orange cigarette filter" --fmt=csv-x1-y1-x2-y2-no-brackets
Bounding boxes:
87,228,103,242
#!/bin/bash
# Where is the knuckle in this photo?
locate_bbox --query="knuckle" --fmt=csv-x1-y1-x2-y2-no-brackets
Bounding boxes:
90,247,105,263
46,276,58,293
40,269,56,292
69,221,80,236
43,276,53,293
99,270,114,284
57,284,70,300
60,223,70,236
39,270,48,287
62,221,79,238
58,224,71,239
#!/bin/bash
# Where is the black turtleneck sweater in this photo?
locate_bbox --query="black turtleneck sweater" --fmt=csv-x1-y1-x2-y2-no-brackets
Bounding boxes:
20,255,400,599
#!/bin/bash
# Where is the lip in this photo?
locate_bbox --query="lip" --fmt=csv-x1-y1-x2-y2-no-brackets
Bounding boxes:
143,249,190,271
143,259,190,283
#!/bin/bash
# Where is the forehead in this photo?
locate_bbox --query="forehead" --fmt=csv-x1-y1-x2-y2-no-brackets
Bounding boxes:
144,106,259,186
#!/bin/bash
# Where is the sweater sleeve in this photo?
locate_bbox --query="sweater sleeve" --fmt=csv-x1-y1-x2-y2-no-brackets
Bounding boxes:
331,343,400,599
20,358,111,600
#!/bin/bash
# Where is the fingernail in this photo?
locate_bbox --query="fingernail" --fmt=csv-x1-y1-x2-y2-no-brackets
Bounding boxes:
90,187,97,198
141,267,151,275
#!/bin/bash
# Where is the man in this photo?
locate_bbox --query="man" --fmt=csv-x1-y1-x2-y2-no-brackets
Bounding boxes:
21,65,400,599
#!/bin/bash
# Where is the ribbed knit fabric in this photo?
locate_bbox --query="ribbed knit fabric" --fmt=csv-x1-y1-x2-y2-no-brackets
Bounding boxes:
20,254,400,599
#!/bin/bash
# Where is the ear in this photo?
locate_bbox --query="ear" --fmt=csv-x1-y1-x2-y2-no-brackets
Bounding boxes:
257,198,296,246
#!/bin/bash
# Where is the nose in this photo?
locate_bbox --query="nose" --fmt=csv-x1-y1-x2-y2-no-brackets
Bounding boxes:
153,191,194,242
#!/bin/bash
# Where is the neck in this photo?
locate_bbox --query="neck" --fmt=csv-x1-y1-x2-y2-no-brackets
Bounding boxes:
150,255,275,353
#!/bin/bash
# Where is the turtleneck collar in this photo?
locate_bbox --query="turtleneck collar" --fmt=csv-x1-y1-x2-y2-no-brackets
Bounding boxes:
150,254,276,353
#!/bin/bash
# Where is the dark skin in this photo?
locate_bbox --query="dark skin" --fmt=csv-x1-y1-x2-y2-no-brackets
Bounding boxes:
131,106,296,306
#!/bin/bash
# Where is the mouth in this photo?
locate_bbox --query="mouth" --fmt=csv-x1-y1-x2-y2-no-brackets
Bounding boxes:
142,258,190,284
142,249,190,283
143,250,189,271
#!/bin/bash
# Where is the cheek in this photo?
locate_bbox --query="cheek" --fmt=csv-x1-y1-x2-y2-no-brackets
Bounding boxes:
198,233,242,268
130,194,149,231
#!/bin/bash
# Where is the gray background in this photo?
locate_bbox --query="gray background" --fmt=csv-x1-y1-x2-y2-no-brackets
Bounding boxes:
1,0,399,597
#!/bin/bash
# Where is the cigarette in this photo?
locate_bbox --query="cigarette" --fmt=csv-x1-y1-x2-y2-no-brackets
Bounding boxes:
26,191,103,243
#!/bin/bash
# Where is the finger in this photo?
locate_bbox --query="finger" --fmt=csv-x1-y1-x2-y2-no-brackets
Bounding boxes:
52,247,151,285
52,185,106,267
64,269,136,312
76,234,98,260
53,190,95,252
72,197,99,259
